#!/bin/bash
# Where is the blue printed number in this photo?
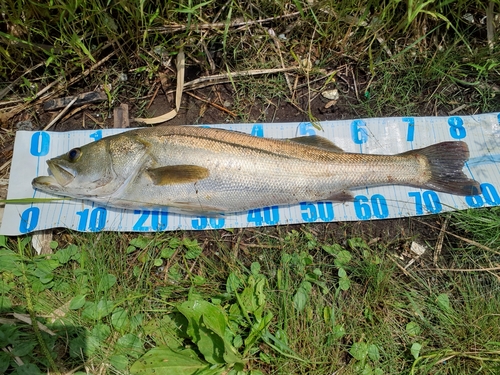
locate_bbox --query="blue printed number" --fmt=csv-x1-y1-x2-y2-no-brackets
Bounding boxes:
247,206,280,226
408,191,442,215
191,216,225,230
30,132,50,157
351,120,368,144
19,207,40,233
251,124,264,137
354,194,388,220
403,117,415,142
299,122,316,136
448,116,466,139
300,202,334,222
90,130,102,141
466,183,500,208
133,210,168,231
76,208,107,231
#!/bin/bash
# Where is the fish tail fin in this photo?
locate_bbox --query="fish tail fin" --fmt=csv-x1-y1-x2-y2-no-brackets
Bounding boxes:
402,141,481,196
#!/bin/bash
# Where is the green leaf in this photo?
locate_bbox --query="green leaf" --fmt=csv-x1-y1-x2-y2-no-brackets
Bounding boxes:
82,299,114,320
12,341,38,356
322,243,344,255
293,281,312,312
183,239,202,259
55,244,79,264
350,342,368,361
130,347,209,375
406,321,421,336
178,300,242,365
335,250,352,267
98,274,117,292
112,308,131,333
92,323,111,341
0,296,12,311
332,324,346,339
116,333,144,358
130,236,151,249
16,363,43,375
0,352,9,373
110,354,129,370
436,293,452,312
69,294,86,310
367,344,380,361
339,277,351,291
250,262,261,275
411,342,422,359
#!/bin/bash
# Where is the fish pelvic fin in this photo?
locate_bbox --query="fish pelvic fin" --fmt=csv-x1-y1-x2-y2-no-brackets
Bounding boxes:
402,141,481,196
146,165,210,185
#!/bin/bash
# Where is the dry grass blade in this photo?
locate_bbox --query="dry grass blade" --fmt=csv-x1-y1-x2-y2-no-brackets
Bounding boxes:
43,96,78,131
135,50,185,124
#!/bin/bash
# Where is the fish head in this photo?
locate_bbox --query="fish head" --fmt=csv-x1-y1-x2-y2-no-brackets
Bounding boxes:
32,133,150,199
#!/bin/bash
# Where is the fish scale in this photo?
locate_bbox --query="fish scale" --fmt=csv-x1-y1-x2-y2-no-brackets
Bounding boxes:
32,125,481,214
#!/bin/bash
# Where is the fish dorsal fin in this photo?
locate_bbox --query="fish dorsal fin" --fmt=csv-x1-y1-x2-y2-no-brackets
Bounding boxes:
289,135,344,152
146,165,209,185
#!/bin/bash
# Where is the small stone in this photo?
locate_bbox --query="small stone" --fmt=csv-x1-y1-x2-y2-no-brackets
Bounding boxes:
322,89,339,100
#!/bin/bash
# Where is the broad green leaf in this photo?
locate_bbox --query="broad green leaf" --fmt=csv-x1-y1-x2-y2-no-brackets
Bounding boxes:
82,299,114,320
116,333,144,359
183,239,202,259
405,322,421,336
332,324,346,339
160,247,176,259
112,308,131,333
69,295,86,310
338,268,347,277
15,363,43,375
0,296,12,311
0,352,9,373
411,342,422,359
110,354,129,370
322,243,343,255
55,244,79,264
293,281,312,312
335,250,352,267
130,236,150,249
92,323,111,341
11,341,37,356
367,344,380,361
98,274,117,292
349,342,368,361
436,293,452,312
250,262,261,275
130,347,209,375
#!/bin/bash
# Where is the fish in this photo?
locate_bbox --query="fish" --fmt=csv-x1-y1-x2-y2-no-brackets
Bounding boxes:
32,125,481,214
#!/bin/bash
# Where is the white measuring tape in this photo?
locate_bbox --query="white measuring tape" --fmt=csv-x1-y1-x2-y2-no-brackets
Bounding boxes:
2,113,499,235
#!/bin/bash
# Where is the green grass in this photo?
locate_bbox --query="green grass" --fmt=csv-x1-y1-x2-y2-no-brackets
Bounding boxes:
1,212,499,374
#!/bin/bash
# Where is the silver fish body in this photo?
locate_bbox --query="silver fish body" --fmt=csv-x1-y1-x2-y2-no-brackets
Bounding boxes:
32,126,480,214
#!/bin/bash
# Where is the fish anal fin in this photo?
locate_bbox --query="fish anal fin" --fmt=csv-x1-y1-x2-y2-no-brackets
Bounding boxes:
289,135,344,152
326,190,354,202
146,165,209,185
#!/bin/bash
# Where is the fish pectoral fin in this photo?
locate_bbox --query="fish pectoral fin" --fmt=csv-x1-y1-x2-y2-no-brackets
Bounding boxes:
146,165,209,185
288,135,344,152
327,190,354,202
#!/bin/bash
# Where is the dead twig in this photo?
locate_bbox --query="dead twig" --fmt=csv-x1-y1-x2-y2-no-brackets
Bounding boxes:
434,216,449,266
186,91,237,117
43,96,78,131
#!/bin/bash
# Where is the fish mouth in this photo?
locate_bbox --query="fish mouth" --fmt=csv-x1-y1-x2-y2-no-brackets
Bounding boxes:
46,159,75,187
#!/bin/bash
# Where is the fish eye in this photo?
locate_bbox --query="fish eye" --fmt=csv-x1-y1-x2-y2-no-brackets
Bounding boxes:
68,148,82,162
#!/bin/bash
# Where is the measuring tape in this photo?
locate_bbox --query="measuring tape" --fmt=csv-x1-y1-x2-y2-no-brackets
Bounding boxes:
2,113,499,235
